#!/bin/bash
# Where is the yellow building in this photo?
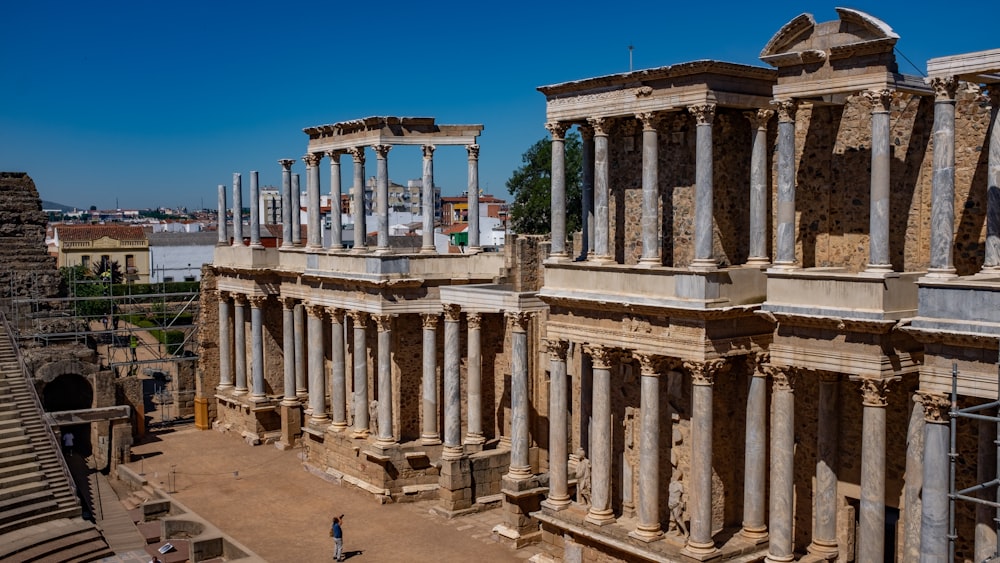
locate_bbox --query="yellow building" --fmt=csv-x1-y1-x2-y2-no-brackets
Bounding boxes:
54,225,150,283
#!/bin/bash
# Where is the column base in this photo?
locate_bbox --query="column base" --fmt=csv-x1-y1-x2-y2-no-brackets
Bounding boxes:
352,247,368,254
373,247,392,255
329,421,348,432
681,539,720,560
442,445,464,461
506,465,533,480
588,255,615,265
419,246,437,254
250,394,267,403
250,243,265,250
463,433,485,450
233,388,249,397
351,428,370,439
216,384,234,392
545,253,571,264
864,263,893,274
738,525,768,544
926,267,959,278
635,257,660,269
768,261,797,271
806,539,839,560
309,414,330,426
745,257,770,267
540,497,571,512
306,243,322,251
689,258,717,271
420,434,442,446
585,508,616,526
373,437,397,450
629,526,663,543
279,397,299,407
763,553,795,563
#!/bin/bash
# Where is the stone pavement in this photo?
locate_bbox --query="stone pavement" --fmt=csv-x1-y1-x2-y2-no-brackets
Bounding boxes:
120,424,552,562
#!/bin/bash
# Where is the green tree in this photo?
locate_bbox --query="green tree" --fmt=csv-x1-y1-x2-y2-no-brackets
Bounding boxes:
506,131,583,235
94,258,123,284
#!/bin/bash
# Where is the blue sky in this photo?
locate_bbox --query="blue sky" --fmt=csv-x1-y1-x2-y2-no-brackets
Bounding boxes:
1,1,995,210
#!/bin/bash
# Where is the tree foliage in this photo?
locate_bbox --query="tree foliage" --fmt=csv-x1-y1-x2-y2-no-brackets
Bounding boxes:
506,131,583,235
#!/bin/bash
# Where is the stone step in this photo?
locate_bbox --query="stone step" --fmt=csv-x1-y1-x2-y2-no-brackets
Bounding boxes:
0,469,44,490
0,434,31,451
0,426,24,441
0,497,59,528
0,461,42,481
0,480,47,502
0,452,36,470
0,490,53,514
0,410,17,421
0,509,96,554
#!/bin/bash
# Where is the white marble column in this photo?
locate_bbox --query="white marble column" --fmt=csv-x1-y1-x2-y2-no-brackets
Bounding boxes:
248,295,267,402
589,117,611,263
294,303,307,400
865,89,893,272
373,144,391,253
547,122,569,259
373,314,394,445
580,125,594,259
217,292,233,390
327,151,343,250
250,171,262,248
690,104,717,269
464,313,484,445
809,373,840,558
928,77,959,277
903,394,926,563
279,159,294,248
351,311,369,436
329,308,347,431
421,145,436,253
421,313,441,444
232,294,248,395
231,172,243,246
631,354,663,541
858,378,890,563
740,353,768,542
217,184,227,245
920,392,950,563
507,312,533,479
638,113,661,266
307,304,328,422
280,297,298,406
984,88,1000,271
585,346,614,525
766,367,795,563
467,144,481,252
349,147,367,253
442,305,462,459
746,110,773,265
977,404,999,562
543,340,570,510
291,173,301,245
685,360,724,557
305,153,323,250
772,100,797,269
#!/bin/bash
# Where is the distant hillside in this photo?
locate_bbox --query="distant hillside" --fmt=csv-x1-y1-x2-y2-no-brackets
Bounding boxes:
41,200,77,212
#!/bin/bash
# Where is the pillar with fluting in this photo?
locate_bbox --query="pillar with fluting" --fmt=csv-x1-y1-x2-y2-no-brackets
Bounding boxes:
684,360,724,557
766,367,795,563
351,311,369,436
279,159,294,248
217,184,227,245
420,145,436,253
580,125,594,259
637,113,660,266
329,308,347,431
233,294,248,395
919,392,950,563
442,305,463,459
248,295,267,402
217,292,233,390
772,100,797,269
589,117,611,262
858,378,890,563
630,354,663,541
543,340,570,510
585,346,614,525
373,314,394,445
421,313,441,444
307,304,328,422
809,373,840,558
280,297,297,406
746,109,773,265
690,104,717,269
547,122,569,259
250,171,262,248
984,88,1000,271
294,303,307,400
928,77,959,277
865,89,893,272
374,144,391,253
740,354,768,542
292,173,302,245
231,173,243,246
465,313,484,446
305,153,323,250
507,312,533,478
349,147,366,252
467,144,481,251
327,151,343,250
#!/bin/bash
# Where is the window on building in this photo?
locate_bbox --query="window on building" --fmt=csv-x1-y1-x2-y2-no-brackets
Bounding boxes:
163,277,174,283
184,275,196,282
125,254,135,272
81,255,90,269
100,255,111,269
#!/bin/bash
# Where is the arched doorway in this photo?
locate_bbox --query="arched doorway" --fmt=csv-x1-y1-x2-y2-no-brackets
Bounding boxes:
43,373,94,456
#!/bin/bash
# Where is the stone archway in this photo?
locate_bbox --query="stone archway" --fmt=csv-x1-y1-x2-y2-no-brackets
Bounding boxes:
43,373,95,457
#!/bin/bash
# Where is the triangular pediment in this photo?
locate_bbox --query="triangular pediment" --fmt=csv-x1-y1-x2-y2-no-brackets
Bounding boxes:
760,8,898,68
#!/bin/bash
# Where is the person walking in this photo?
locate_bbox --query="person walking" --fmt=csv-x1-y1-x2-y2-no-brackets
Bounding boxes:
62,431,74,457
331,514,345,561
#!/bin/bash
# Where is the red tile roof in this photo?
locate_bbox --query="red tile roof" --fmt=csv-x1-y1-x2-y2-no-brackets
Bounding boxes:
56,225,148,242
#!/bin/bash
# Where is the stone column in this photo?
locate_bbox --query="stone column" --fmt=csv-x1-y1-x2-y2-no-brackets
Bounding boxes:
858,378,891,563
928,77,959,277
217,184,227,245
919,392,950,563
233,294,248,395
250,171,262,248
327,151,343,250
585,346,615,525
467,144,481,251
589,117,611,262
745,110,773,265
766,367,795,563
329,308,347,430
280,297,298,406
507,312,533,479
637,113,660,266
279,159,294,248
442,305,463,459
349,147,367,252
373,144,391,253
740,353,768,542
248,295,268,402
351,311,369,436
373,314,394,445
293,173,303,245
421,145,436,253
977,405,999,562
231,172,243,246
542,340,570,510
294,303,307,400
865,89,893,272
305,153,323,250
547,122,569,259
684,360,725,557
772,100,797,269
903,394,926,563
580,125,594,259
984,88,1000,271
421,313,441,444
630,354,663,541
217,292,233,390
307,304,328,422
809,373,840,558
464,313,484,446
690,104,717,269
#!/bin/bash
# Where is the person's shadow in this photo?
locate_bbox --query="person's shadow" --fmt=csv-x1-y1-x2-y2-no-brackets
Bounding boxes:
340,550,362,560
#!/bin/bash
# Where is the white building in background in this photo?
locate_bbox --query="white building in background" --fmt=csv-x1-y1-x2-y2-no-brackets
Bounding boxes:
147,231,217,283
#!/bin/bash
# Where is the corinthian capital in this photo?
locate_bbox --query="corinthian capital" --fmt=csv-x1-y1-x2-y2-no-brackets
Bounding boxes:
466,144,480,160
347,147,366,164
302,153,322,167
634,353,660,376
505,311,532,332
636,112,661,131
373,144,392,158
545,121,569,140
546,339,568,360
930,76,959,102
859,377,892,407
772,99,797,122
421,144,436,159
373,313,392,332
279,296,297,310
745,109,774,130
577,124,594,140
766,365,795,391
919,392,950,423
688,104,716,125
862,89,894,113
466,312,482,330
306,302,327,318
443,303,462,322
349,310,369,327
685,358,729,386
587,116,611,136
585,345,614,370
278,159,296,170
421,313,439,329
248,294,269,308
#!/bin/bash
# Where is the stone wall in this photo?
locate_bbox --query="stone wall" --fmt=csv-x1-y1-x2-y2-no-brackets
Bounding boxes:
196,265,220,428
0,172,60,302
